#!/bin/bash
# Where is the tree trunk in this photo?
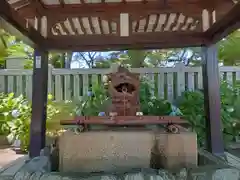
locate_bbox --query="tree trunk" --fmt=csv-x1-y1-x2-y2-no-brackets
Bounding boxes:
64,52,73,68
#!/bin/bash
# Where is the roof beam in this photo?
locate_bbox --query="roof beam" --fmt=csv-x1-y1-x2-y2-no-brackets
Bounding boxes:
12,0,235,19
9,0,47,17
0,0,46,47
45,32,208,51
10,0,29,9
205,1,240,43
15,2,205,18
31,0,47,16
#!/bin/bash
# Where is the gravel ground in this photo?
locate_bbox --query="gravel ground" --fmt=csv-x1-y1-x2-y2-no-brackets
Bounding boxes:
228,149,240,158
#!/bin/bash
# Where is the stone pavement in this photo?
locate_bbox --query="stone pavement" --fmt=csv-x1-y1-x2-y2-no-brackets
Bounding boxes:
0,146,25,170
0,145,240,180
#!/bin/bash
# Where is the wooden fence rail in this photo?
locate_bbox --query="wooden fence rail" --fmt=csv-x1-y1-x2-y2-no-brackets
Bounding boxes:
0,64,240,102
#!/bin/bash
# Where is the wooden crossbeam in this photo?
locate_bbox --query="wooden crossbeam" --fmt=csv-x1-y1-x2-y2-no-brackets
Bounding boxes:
45,32,207,51
11,0,235,20
205,2,240,43
14,2,204,18
0,0,46,48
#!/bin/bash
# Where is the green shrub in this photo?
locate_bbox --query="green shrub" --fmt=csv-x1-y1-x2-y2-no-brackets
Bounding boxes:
176,81,240,147
175,90,206,146
74,79,181,117
0,93,73,152
74,85,110,116
2,78,238,152
139,79,181,116
0,93,29,136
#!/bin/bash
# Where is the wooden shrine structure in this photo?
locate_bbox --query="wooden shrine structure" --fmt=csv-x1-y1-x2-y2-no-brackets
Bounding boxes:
0,0,239,158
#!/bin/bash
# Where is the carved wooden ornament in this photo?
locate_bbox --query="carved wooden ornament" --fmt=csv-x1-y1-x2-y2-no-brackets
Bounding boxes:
108,66,140,116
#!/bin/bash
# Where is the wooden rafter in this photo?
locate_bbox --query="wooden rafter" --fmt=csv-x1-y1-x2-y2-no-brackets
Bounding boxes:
205,1,240,43
0,0,46,47
9,0,235,19
10,2,206,18
47,13,201,38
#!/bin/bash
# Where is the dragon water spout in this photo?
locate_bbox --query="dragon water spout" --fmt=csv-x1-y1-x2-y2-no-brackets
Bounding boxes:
108,65,140,116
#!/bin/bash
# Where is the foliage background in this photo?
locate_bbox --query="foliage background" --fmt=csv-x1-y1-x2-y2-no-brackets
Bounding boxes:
0,77,231,151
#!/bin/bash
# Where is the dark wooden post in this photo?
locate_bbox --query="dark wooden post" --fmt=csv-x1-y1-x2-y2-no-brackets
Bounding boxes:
202,45,225,157
29,49,48,158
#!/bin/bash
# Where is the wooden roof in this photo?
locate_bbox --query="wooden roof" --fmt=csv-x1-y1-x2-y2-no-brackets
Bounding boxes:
1,0,239,51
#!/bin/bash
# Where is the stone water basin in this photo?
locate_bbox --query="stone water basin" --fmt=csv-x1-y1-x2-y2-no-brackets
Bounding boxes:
58,130,197,173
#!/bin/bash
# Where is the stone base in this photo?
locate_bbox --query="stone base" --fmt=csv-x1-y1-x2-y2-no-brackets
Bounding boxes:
153,133,198,171
59,131,197,173
59,131,154,173
2,164,240,180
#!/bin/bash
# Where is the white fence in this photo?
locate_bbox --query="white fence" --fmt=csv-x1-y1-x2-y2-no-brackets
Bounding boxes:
0,65,240,102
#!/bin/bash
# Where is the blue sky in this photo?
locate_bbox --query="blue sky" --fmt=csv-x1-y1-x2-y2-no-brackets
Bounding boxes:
70,51,113,68
70,50,195,68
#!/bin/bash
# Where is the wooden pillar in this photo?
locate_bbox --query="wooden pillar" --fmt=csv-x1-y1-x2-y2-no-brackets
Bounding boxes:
201,45,225,157
29,49,48,158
